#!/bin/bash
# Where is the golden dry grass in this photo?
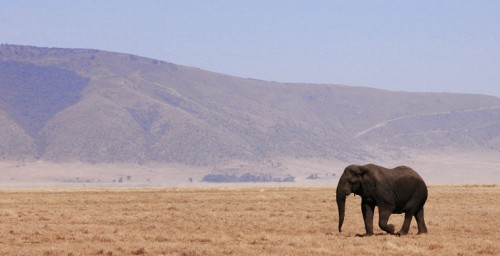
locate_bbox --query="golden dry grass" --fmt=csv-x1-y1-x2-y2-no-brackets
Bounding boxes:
0,186,498,255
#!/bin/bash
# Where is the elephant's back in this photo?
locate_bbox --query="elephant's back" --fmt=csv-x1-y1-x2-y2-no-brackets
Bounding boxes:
392,166,426,184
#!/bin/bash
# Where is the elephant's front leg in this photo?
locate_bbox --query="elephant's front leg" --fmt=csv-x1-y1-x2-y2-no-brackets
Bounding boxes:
360,200,375,236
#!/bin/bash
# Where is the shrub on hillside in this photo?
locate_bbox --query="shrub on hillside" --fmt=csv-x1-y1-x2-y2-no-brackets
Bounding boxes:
201,173,295,183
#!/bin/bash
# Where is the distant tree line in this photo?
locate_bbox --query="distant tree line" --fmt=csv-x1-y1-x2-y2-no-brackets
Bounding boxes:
202,173,295,183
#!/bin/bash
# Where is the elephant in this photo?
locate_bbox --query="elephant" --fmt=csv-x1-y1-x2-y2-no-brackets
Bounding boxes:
336,164,428,236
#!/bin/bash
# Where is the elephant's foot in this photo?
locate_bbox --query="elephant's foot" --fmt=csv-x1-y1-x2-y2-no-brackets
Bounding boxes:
397,230,409,236
355,232,374,237
417,226,428,234
381,224,395,235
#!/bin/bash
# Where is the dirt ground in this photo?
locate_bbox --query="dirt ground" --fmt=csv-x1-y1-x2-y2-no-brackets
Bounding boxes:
0,185,498,255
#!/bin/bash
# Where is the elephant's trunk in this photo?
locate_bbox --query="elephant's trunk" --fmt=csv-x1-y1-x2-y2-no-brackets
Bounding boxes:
336,187,346,233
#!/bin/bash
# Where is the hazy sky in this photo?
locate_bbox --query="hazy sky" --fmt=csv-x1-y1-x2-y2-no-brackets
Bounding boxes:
2,1,499,96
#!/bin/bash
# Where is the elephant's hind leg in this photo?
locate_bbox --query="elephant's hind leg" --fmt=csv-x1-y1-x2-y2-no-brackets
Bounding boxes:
414,207,428,234
398,212,412,235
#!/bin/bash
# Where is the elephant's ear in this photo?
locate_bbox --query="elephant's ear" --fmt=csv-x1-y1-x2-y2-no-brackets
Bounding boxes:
356,165,370,175
359,165,376,195
348,164,369,177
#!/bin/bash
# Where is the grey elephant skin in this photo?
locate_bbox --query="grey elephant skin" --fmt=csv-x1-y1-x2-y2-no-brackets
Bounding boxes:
336,164,428,236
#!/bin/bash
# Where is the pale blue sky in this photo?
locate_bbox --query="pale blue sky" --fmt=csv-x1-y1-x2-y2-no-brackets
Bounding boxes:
1,1,499,96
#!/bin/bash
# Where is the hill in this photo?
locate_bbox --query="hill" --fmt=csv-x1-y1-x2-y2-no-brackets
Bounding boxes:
0,44,499,184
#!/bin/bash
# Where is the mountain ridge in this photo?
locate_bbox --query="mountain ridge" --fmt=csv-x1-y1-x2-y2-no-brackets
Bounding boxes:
0,44,499,171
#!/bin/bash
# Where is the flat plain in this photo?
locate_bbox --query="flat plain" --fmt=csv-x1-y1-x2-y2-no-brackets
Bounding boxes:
0,185,498,255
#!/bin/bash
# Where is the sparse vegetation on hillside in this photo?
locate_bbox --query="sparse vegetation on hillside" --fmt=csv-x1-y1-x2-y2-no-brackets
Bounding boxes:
201,172,295,183
0,60,88,135
0,186,498,255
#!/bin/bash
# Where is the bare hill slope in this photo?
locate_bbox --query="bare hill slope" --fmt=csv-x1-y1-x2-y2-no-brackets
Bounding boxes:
1,44,499,172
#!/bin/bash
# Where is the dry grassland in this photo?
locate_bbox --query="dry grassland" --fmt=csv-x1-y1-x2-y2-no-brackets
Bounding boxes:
0,186,498,255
